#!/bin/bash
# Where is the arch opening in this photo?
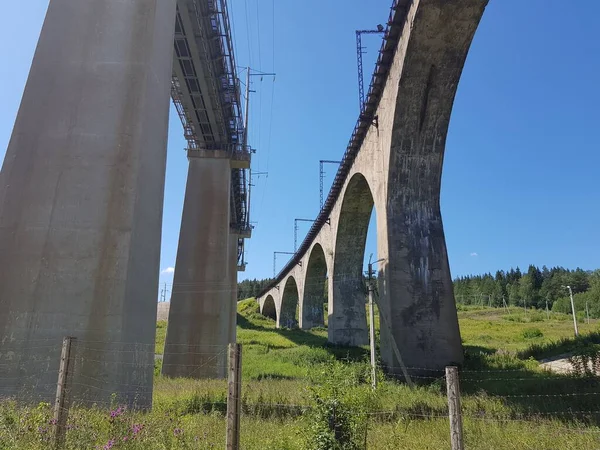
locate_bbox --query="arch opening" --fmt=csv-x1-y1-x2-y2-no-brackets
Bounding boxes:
302,243,328,329
279,276,299,329
330,172,375,346
261,295,277,321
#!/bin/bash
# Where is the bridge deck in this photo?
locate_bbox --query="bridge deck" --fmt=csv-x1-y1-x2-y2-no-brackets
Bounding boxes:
172,0,250,266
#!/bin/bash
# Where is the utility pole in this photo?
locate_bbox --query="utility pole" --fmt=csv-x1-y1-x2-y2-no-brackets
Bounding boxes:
545,298,550,320
586,301,590,325
319,160,341,210
273,251,295,278
366,254,384,390
160,283,169,303
563,285,579,337
294,218,316,252
356,25,385,113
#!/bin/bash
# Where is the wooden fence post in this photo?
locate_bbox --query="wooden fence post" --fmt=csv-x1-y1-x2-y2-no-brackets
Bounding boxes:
226,343,242,450
52,336,74,448
445,366,464,450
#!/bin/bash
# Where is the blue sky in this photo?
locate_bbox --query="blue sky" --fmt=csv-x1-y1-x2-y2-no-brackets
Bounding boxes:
1,1,599,299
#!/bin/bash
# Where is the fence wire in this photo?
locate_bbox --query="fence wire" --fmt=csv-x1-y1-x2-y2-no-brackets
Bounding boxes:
2,336,600,449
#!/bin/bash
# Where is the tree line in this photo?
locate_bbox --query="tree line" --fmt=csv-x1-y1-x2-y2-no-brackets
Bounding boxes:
237,278,273,301
453,265,600,318
238,265,600,319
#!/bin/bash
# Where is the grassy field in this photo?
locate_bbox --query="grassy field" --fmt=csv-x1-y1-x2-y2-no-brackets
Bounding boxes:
2,301,600,449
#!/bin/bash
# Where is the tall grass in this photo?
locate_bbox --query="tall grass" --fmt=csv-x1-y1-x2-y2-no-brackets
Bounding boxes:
2,301,600,448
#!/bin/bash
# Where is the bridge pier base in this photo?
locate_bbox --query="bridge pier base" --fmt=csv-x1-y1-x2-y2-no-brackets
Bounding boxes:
377,203,463,377
162,154,233,379
0,0,176,407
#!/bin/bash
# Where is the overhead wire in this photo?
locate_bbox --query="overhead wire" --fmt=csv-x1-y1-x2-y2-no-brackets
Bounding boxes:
255,0,262,71
244,0,253,69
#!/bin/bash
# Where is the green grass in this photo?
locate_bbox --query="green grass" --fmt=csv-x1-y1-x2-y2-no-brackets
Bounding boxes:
457,306,598,353
155,320,167,355
2,300,600,449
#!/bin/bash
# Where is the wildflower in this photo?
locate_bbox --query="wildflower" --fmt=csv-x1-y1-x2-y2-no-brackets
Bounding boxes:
131,423,144,435
174,427,183,436
103,439,115,450
109,406,126,420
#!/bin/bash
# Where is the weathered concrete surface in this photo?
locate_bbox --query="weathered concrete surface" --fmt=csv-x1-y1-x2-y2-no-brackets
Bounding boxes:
258,0,488,377
378,0,487,376
0,0,176,407
162,156,232,379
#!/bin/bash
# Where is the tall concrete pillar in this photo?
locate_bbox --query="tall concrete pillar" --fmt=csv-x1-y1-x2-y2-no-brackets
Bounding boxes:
375,0,487,377
0,0,176,407
162,153,233,379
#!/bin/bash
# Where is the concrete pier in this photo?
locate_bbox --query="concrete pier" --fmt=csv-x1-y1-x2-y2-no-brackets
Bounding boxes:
162,155,233,379
0,0,177,407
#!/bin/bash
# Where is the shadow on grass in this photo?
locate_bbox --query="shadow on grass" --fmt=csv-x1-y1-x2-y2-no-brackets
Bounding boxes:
517,332,600,360
237,313,369,362
460,344,600,426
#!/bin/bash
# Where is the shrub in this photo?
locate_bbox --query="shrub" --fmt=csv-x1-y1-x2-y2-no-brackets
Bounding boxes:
521,328,544,339
305,362,368,450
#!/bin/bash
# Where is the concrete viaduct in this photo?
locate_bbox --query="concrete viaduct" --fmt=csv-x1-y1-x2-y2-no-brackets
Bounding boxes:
0,0,488,407
0,0,249,407
257,0,488,378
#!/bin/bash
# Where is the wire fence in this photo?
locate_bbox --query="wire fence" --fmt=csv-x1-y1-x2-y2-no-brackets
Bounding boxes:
2,337,600,449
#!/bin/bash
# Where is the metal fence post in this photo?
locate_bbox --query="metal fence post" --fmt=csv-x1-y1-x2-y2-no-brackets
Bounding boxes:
226,343,242,450
53,336,74,448
445,366,464,450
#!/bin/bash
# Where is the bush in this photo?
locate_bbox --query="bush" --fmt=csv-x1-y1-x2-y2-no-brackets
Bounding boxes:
521,328,544,339
306,362,369,450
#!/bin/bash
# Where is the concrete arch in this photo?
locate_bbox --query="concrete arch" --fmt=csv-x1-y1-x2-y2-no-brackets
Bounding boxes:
301,243,328,329
261,295,277,321
279,276,299,328
329,172,374,346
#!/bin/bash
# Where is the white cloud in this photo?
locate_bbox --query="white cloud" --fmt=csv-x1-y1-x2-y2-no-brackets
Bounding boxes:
470,252,478,257
161,267,175,274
